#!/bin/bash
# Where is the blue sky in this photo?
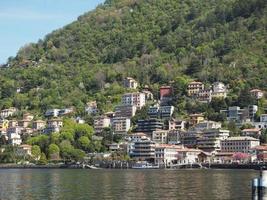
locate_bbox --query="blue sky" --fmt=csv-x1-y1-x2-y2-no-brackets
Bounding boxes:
0,0,105,64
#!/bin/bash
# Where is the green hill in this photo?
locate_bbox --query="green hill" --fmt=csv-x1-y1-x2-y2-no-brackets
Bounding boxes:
0,0,266,115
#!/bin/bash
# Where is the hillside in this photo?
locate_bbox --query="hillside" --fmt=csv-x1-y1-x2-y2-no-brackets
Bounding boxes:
0,0,266,115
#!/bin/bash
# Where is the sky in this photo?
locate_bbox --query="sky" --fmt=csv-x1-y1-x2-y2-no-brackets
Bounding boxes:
0,0,105,64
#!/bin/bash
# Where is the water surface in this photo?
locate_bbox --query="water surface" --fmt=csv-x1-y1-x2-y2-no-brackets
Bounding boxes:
0,169,257,200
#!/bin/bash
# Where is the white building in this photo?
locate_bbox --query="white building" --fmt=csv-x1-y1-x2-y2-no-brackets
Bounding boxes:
194,121,222,131
8,132,22,146
94,116,111,134
168,119,186,130
85,101,98,115
33,120,46,130
112,117,131,134
176,148,202,164
123,77,138,89
45,118,63,133
250,89,264,100
152,130,169,144
130,137,155,161
253,114,267,129
45,109,60,118
0,107,17,119
221,136,260,153
241,128,261,139
121,92,146,109
211,82,227,99
115,105,137,118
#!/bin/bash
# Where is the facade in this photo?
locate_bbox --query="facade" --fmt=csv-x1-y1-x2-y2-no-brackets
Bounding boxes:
253,114,267,129
112,117,131,134
135,119,164,133
211,82,227,99
152,130,168,144
142,90,154,101
17,144,32,156
23,113,34,121
197,89,212,103
93,116,111,134
241,128,261,139
248,105,258,121
197,129,230,153
115,105,137,118
123,77,138,89
193,121,222,131
148,105,174,119
176,148,202,164
130,138,156,161
159,86,173,101
45,109,60,118
18,119,31,128
7,127,22,136
32,120,46,130
154,144,182,167
45,118,63,133
168,130,183,144
168,119,186,130
121,92,146,109
8,120,17,128
181,131,202,148
221,136,260,153
187,81,204,96
0,107,17,119
127,132,149,142
253,145,267,162
7,132,22,146
250,89,264,100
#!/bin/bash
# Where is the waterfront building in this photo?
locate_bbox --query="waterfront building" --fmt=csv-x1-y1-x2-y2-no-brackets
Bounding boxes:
197,129,230,153
152,130,168,144
115,105,137,118
123,77,138,89
253,145,267,162
187,81,204,96
221,136,260,153
112,117,131,134
121,92,146,109
176,148,202,164
93,116,111,134
130,138,156,162
17,144,32,157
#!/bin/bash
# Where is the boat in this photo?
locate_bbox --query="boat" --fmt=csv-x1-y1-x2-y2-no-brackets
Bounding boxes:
132,161,159,169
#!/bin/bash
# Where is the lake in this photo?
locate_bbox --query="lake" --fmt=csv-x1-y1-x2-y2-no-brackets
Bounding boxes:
0,169,258,200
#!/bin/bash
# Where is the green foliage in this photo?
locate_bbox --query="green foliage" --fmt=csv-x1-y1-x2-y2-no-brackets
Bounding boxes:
48,144,60,160
31,145,41,161
38,152,48,165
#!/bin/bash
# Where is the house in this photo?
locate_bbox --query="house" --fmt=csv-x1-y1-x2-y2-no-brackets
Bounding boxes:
187,81,204,96
127,132,149,141
17,144,32,156
94,116,111,134
45,109,60,118
193,121,222,131
21,128,34,136
250,89,264,100
23,113,34,121
112,117,131,134
167,130,184,145
121,92,146,109
58,108,74,116
168,119,186,130
129,137,155,162
0,107,17,119
123,77,138,89
176,148,202,164
18,119,31,128
197,129,230,153
45,118,63,133
211,82,227,99
8,120,17,128
154,144,183,167
85,101,98,115
152,130,169,144
220,106,256,124
253,145,267,162
135,119,164,134
7,132,22,146
115,105,137,118
159,86,173,104
241,128,261,139
142,90,154,101
0,119,9,131
7,127,22,135
189,113,205,126
253,114,267,129
148,105,174,119
197,89,212,103
221,136,260,153
32,120,46,130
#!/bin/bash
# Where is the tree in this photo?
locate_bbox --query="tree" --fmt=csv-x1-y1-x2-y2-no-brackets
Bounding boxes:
48,144,60,160
77,136,90,151
38,153,48,165
31,145,41,162
71,149,85,162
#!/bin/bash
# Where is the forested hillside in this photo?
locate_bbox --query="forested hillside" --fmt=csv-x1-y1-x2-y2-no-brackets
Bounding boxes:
0,0,266,115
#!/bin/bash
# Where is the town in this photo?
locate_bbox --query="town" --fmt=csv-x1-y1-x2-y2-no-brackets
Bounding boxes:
0,77,266,168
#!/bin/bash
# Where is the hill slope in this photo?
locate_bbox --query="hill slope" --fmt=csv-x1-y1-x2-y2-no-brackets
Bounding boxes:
0,0,266,114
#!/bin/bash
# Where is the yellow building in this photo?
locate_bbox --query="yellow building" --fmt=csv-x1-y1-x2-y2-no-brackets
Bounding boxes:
187,81,204,96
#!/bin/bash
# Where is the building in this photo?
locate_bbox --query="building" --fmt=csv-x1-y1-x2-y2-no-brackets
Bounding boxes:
220,106,248,124
45,109,60,118
159,86,173,103
112,117,131,134
221,136,260,153
94,116,111,134
58,108,74,116
7,132,22,146
168,119,186,130
130,138,156,162
127,132,149,142
197,89,212,103
121,92,146,109
187,81,204,96
193,121,222,131
148,106,159,119
135,119,164,134
115,105,137,118
181,131,202,148
154,144,183,167
248,105,258,122
189,113,205,126
211,82,227,99
0,119,9,131
7,127,22,136
197,129,230,153
123,77,138,89
32,120,46,131
152,130,169,144
253,114,267,129
85,101,98,115
18,119,31,128
17,144,32,157
0,107,17,119
148,105,174,119
176,148,202,164
250,89,264,100
142,90,154,101
8,120,17,128
253,145,267,162
241,128,261,139
23,113,34,121
45,118,63,133
168,130,183,144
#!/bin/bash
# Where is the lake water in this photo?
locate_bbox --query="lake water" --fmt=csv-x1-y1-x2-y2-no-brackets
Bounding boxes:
0,169,258,200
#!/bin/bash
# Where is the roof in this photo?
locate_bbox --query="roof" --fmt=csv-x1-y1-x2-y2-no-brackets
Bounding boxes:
19,144,32,149
252,145,267,151
176,148,202,153
242,128,261,132
156,144,183,149
189,81,203,84
250,89,263,92
128,132,147,136
223,136,259,141
34,120,46,123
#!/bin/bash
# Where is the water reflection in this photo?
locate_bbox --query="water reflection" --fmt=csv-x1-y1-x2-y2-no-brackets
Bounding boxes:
0,169,258,200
